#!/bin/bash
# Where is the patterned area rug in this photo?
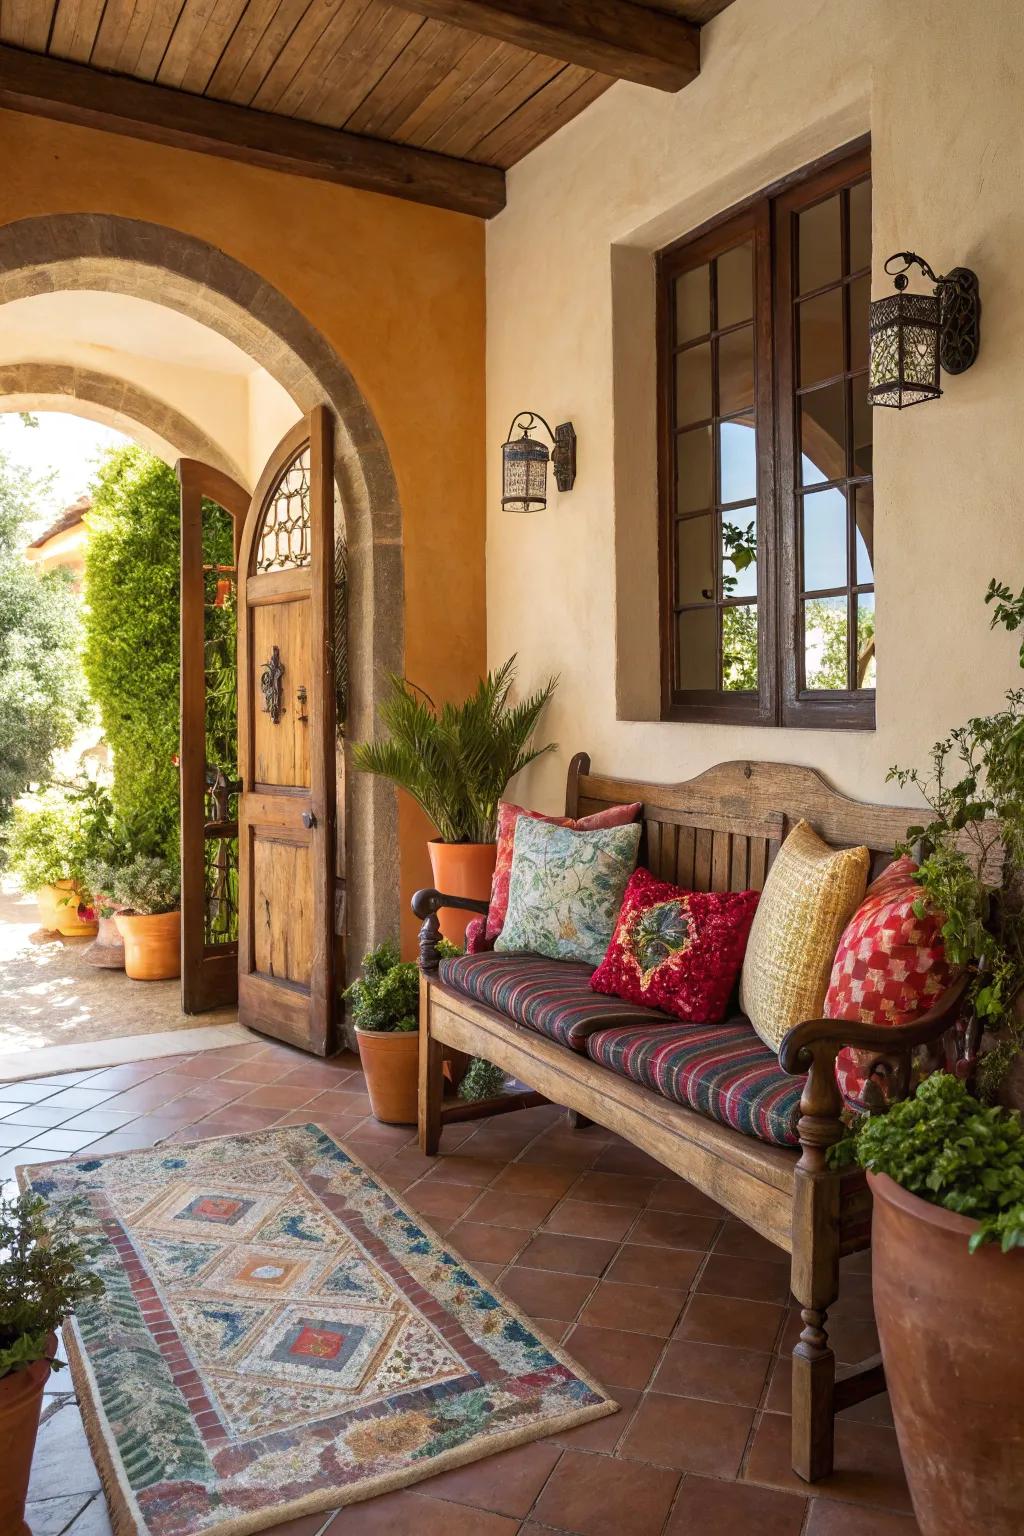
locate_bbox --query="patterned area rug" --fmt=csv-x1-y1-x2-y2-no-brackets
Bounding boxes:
22,1126,616,1536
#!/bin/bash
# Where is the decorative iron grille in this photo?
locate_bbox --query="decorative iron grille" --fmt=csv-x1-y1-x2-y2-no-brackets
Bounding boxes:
255,448,312,573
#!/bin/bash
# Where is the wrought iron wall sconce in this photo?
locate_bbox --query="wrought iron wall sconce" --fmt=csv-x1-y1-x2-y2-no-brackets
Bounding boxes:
869,251,981,409
502,411,577,512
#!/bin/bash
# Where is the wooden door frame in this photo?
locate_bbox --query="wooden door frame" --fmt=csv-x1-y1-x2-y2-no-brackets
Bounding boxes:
236,407,338,1053
178,458,249,1014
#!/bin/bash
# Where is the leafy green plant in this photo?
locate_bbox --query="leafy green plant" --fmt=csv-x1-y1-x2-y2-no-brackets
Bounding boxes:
5,783,116,894
352,657,557,844
0,1192,103,1378
832,1074,1024,1254
344,939,458,1032
457,1058,507,1102
112,854,180,916
886,577,1024,1095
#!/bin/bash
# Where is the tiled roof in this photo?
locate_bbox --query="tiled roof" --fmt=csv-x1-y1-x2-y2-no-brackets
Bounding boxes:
27,495,91,550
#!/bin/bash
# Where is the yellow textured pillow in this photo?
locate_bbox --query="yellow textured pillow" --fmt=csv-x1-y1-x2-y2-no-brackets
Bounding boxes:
740,819,870,1053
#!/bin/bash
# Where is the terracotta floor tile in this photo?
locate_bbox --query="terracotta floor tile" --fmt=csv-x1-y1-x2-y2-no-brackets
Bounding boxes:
675,1294,786,1353
277,1063,355,1089
321,1488,519,1534
654,1338,773,1407
646,1178,726,1217
629,1207,722,1252
446,1221,526,1265
743,1413,913,1512
569,1171,657,1207
714,1218,790,1265
499,1265,596,1321
365,1146,437,1184
593,1142,670,1177
191,1106,283,1134
544,1198,636,1243
804,1498,920,1534
531,1448,680,1536
519,1139,603,1170
697,1253,792,1305
665,1474,807,1535
234,1084,320,1110
307,1088,374,1114
419,1154,501,1188
516,1232,618,1277
604,1242,703,1290
563,1323,664,1390
468,1190,560,1229
173,1055,239,1080
405,1180,481,1222
779,1307,880,1366
620,1391,755,1477
259,1513,333,1536
416,1438,561,1516
545,1386,640,1453
490,1162,579,1199
579,1279,686,1338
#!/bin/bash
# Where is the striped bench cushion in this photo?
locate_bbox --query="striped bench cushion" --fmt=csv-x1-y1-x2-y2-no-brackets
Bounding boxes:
437,952,667,1051
585,1021,805,1148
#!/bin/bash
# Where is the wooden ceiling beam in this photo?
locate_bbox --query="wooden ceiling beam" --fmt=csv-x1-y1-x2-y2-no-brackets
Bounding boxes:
0,45,506,219
388,0,700,91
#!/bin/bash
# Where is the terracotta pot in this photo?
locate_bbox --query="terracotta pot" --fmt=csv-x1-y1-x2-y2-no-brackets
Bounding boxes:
355,1027,419,1125
869,1171,1024,1536
0,1333,55,1536
115,910,181,981
427,841,497,946
34,883,63,932
53,880,98,938
84,914,126,970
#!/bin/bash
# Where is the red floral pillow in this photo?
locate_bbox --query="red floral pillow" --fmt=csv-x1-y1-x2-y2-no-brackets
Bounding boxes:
590,868,760,1024
825,857,955,1109
485,799,642,943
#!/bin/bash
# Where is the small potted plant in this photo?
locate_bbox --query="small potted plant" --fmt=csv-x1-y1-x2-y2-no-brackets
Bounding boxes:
836,1073,1024,1536
113,853,181,980
5,788,105,939
344,941,429,1124
352,656,557,944
82,858,125,970
0,1192,104,1536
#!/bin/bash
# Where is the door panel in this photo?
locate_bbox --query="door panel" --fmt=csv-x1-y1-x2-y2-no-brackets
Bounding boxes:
237,408,337,1055
178,460,249,1015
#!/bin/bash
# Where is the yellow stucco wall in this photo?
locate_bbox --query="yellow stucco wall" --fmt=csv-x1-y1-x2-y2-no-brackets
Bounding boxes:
0,107,487,957
487,0,1024,816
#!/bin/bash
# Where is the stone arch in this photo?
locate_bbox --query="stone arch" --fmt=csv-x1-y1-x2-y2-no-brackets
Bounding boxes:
0,213,403,980
0,361,247,484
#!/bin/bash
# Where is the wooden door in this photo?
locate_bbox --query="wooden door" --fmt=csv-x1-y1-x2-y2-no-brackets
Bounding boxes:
236,408,337,1054
179,460,249,1014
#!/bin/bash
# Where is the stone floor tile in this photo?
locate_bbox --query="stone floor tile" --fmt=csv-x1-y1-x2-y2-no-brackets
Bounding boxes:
675,1293,786,1353
629,1208,722,1252
665,1474,807,1535
63,1493,114,1535
24,1491,94,1535
321,1489,519,1534
1,1104,70,1128
543,1198,637,1243
653,1338,773,1407
604,1242,703,1291
645,1179,725,1217
697,1253,793,1305
569,1171,658,1207
469,1189,561,1229
27,1403,101,1501
713,1217,790,1264
563,1323,664,1390
499,1264,597,1321
579,1278,687,1338
804,1498,921,1534
531,1448,680,1536
515,1231,618,1276
39,1088,116,1111
489,1162,580,1199
23,1129,101,1153
416,1438,562,1516
743,1413,913,1512
446,1220,527,1264
619,1390,755,1477
404,1179,481,1222
545,1386,641,1453
418,1154,501,1187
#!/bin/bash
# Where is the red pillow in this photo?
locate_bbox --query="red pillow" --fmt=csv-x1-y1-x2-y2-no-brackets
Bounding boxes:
485,799,642,943
590,868,759,1024
824,857,955,1109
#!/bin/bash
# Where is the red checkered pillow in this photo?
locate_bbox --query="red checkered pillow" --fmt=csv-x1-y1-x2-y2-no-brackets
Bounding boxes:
591,868,759,1024
825,856,954,1109
485,799,642,943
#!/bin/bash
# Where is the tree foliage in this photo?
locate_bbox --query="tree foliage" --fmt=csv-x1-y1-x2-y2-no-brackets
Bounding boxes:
0,447,87,826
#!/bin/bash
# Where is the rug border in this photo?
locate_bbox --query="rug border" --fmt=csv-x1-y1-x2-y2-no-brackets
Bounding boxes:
20,1122,619,1536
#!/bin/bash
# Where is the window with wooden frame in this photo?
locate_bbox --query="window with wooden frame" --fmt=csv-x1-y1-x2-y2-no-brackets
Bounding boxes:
659,145,874,728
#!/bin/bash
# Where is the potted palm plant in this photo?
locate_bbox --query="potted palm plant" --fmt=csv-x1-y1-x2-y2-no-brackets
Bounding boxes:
352,656,557,943
113,853,181,980
0,1192,103,1536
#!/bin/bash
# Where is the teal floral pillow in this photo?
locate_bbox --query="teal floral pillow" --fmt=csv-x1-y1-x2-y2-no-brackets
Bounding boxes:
494,817,642,966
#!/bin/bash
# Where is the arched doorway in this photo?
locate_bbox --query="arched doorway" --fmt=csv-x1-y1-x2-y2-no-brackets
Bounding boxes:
0,213,404,1019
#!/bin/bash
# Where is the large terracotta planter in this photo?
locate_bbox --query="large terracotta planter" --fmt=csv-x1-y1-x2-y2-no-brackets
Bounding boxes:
115,910,181,981
428,841,497,946
84,914,126,970
355,1027,419,1125
0,1333,55,1536
869,1171,1024,1536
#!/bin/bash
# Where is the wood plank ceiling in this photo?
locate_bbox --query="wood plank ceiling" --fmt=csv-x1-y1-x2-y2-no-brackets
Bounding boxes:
0,0,735,212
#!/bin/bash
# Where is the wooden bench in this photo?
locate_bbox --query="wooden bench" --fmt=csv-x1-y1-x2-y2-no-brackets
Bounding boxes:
412,755,967,1483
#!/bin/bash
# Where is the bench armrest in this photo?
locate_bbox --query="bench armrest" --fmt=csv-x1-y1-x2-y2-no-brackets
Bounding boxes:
412,887,490,971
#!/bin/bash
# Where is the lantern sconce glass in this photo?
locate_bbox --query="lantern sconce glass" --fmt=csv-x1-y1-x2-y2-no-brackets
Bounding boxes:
868,251,981,409
501,411,577,512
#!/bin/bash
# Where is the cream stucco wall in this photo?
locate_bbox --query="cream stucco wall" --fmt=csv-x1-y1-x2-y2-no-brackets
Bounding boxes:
488,0,1024,814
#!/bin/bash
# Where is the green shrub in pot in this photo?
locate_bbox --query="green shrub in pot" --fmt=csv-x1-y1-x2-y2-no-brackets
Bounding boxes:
112,854,180,916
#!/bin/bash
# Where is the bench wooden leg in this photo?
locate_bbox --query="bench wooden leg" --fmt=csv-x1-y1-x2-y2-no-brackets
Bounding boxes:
566,1109,592,1130
790,1164,841,1481
418,973,444,1156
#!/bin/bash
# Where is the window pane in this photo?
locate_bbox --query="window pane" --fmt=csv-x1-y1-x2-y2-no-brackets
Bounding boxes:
849,178,871,271
854,485,874,583
720,416,756,503
800,380,846,485
675,264,711,343
676,342,712,425
722,512,757,599
717,242,753,328
849,275,870,372
857,593,876,689
675,514,715,605
799,287,843,387
802,487,847,591
799,194,841,292
722,603,758,691
851,382,872,475
718,325,754,416
676,424,713,513
676,607,717,690
804,596,848,690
